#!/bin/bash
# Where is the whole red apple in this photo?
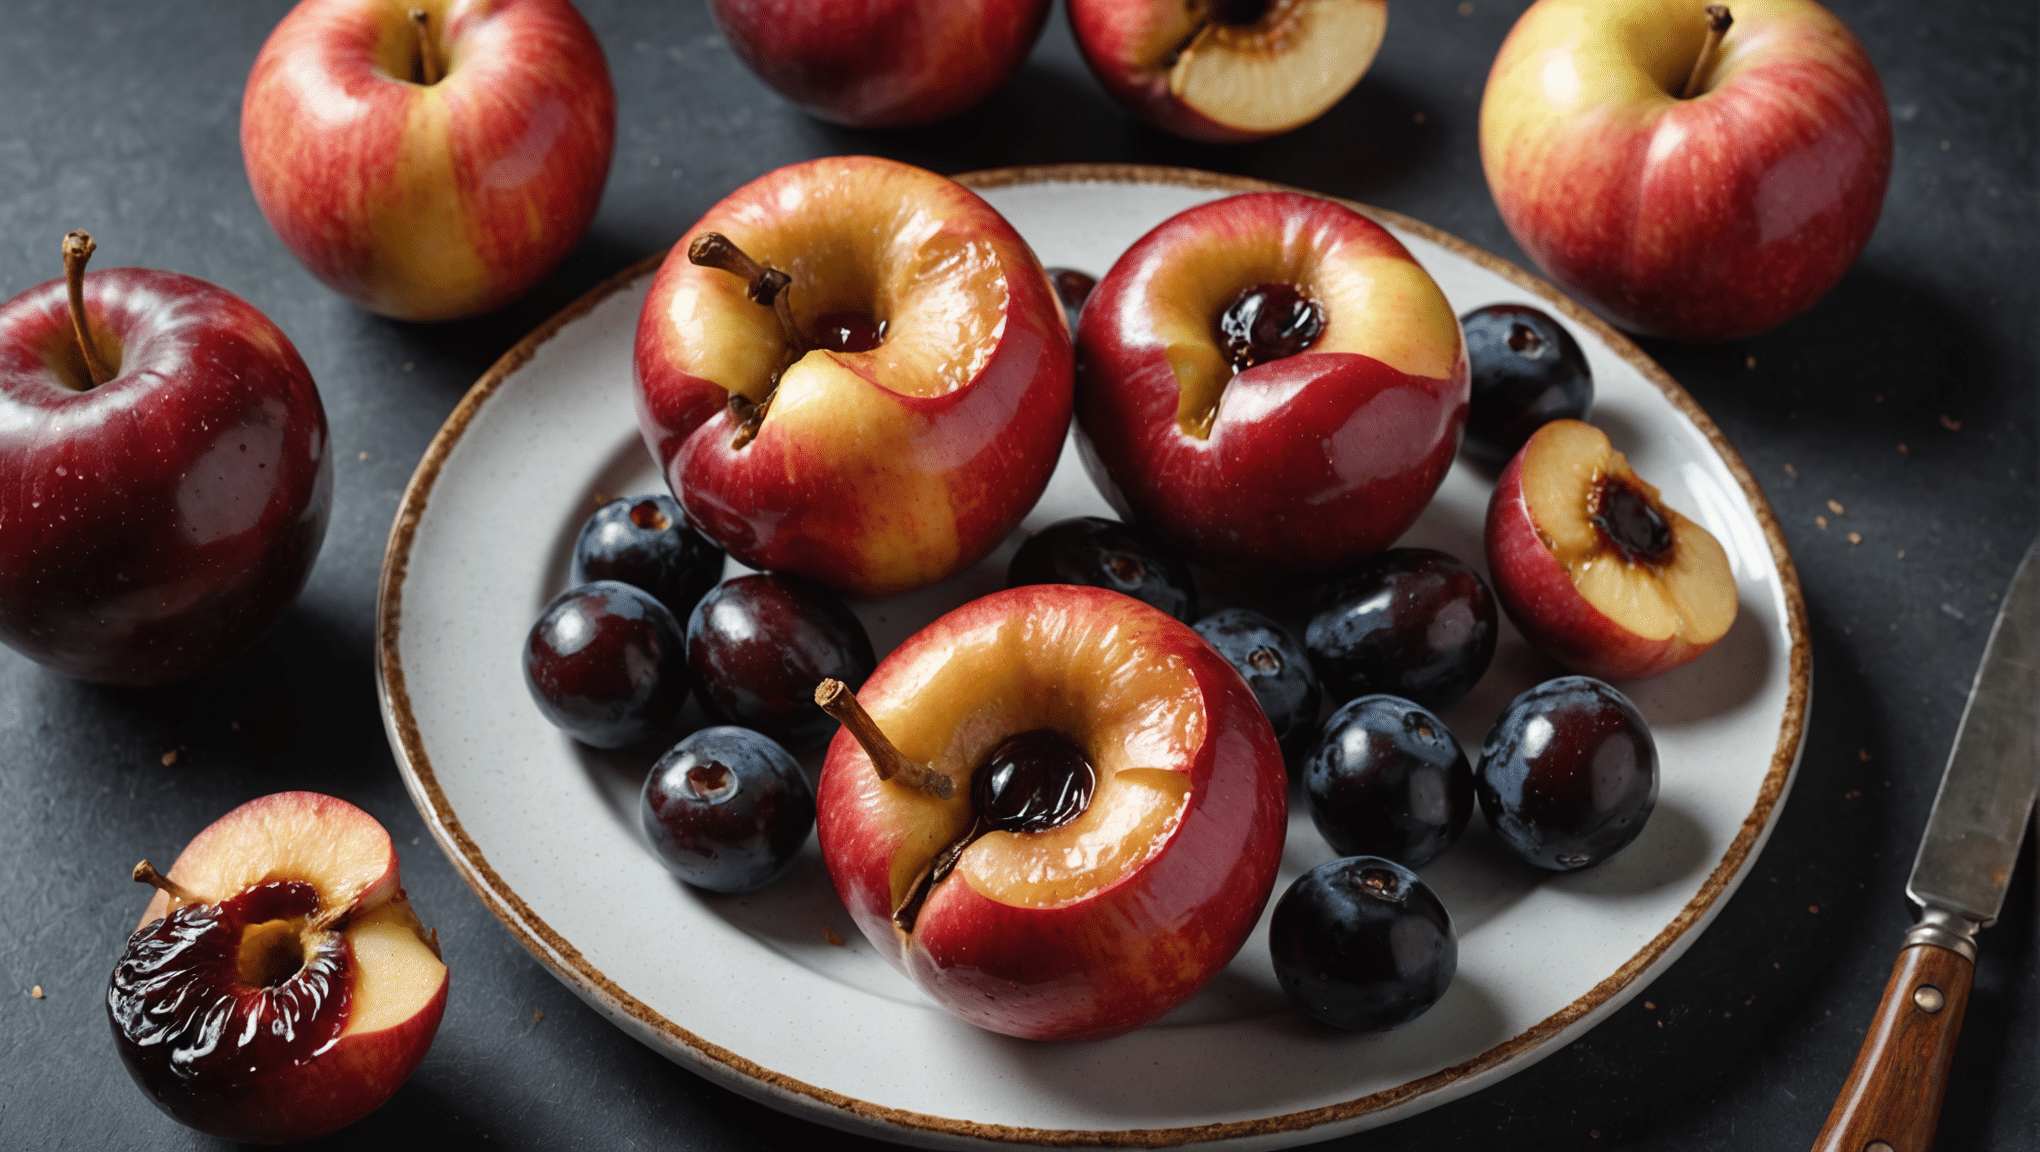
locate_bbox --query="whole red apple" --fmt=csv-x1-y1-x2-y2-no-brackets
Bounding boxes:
1068,0,1388,143
712,0,1051,129
1480,0,1891,342
1485,419,1737,680
113,792,447,1144
242,0,615,321
0,233,331,686
634,156,1073,598
816,584,1289,1041
1074,191,1467,576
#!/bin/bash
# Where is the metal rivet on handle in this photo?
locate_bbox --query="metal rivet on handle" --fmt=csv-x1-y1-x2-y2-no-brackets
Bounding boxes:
1913,984,1946,1013
1866,1142,1895,1152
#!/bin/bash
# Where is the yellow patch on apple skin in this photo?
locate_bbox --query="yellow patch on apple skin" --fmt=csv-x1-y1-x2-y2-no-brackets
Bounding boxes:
1170,0,1387,135
861,602,1206,914
359,90,493,320
1147,216,1459,438
1522,419,1737,647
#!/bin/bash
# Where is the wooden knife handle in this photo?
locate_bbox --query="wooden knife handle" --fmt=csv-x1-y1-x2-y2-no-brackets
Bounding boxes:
1813,942,1975,1152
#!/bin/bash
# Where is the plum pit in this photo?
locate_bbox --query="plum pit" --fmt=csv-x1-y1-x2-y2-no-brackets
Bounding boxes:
972,729,1096,835
1590,476,1674,564
1218,281,1325,371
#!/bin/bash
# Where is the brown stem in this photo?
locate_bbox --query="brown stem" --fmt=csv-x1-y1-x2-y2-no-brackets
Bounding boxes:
61,232,112,387
409,9,441,85
814,679,954,800
132,860,198,905
1680,5,1733,99
687,231,806,352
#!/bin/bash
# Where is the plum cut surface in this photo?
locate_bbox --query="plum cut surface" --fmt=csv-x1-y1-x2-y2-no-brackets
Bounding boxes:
1217,281,1325,371
1592,475,1675,564
109,881,350,1092
971,729,1097,835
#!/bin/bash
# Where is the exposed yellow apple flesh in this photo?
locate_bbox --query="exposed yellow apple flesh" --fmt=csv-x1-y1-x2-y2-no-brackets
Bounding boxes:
841,602,1205,918
1519,418,1736,651
1143,211,1460,437
343,898,448,1037
1169,0,1387,135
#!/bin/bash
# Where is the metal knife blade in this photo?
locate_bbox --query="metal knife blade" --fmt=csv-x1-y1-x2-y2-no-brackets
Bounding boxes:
1906,538,2040,929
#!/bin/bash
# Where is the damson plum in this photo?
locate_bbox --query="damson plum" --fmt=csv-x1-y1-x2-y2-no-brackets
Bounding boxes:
1046,267,1096,331
1270,857,1456,1031
687,574,876,749
572,494,725,623
525,581,688,748
641,727,814,894
1305,696,1473,869
1193,608,1321,758
1306,548,1497,709
1476,676,1658,870
1007,517,1198,621
1459,303,1593,463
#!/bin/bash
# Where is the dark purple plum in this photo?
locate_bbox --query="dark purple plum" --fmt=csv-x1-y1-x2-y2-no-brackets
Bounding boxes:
972,729,1095,834
1305,696,1473,869
1007,517,1197,622
1270,856,1456,1031
525,581,688,748
1046,267,1096,332
1459,303,1593,463
1476,676,1657,870
687,573,876,749
641,726,814,894
1305,548,1497,709
572,494,725,624
1194,608,1321,758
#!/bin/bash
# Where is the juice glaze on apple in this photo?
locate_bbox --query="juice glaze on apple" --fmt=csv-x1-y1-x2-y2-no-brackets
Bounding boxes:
109,881,352,1089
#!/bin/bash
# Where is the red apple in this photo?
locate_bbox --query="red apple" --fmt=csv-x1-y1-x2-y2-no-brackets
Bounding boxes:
711,0,1051,129
0,233,331,686
1479,0,1891,342
816,584,1289,1041
634,156,1073,598
1067,0,1387,143
1485,418,1738,680
112,792,447,1144
242,0,615,321
1074,191,1467,576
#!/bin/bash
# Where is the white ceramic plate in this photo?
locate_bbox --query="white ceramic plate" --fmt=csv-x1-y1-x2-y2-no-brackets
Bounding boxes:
378,165,1808,1149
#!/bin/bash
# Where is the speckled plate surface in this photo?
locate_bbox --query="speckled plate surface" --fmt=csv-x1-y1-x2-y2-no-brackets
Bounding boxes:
377,165,1808,1149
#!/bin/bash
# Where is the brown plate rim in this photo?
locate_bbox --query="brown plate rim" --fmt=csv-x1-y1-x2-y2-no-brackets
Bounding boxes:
376,162,1811,1148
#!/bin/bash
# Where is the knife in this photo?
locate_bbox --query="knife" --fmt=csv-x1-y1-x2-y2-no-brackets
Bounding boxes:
1814,539,2040,1152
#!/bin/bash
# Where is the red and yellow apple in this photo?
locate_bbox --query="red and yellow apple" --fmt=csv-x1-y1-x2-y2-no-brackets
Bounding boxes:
1485,419,1737,680
0,234,331,686
711,0,1052,129
1074,190,1467,575
242,0,615,321
1480,0,1891,342
817,585,1288,1041
634,156,1073,598
111,792,447,1144
1067,0,1388,143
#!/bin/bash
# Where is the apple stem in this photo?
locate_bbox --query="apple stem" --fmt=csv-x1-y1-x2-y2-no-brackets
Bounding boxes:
61,232,113,388
131,860,198,905
814,679,956,800
687,232,807,353
409,9,442,85
1680,5,1733,99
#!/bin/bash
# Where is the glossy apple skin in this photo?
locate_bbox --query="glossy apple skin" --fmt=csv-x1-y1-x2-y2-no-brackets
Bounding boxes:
242,0,615,321
125,792,447,1144
1486,440,1710,680
0,268,331,686
1075,192,1468,575
635,157,1073,598
1481,0,1891,342
712,0,1050,128
817,585,1288,1041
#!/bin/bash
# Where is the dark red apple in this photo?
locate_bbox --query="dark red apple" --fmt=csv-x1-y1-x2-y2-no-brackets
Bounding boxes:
711,0,1052,129
816,584,1289,1041
242,0,616,321
1480,0,1891,341
1485,419,1738,680
114,792,447,1144
634,156,1073,598
0,233,331,686
1075,191,1467,575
